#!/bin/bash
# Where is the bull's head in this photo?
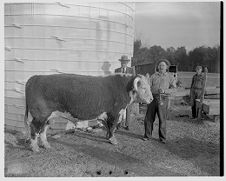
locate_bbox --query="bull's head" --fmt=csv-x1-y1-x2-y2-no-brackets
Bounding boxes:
129,75,153,104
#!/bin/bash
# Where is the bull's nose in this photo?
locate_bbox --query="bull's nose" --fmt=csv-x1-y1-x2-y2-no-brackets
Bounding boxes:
149,98,153,103
146,98,152,104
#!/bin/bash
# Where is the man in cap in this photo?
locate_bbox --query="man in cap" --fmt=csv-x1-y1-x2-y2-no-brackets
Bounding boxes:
190,65,205,119
115,55,135,130
143,59,176,144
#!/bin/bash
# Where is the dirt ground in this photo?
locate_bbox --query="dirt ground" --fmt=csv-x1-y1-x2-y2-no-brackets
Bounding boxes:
5,105,220,177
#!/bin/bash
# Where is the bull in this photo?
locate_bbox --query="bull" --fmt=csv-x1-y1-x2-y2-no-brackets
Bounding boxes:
24,73,153,152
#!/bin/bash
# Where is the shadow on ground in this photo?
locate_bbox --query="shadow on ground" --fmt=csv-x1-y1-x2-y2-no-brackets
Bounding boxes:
163,136,220,175
52,138,182,176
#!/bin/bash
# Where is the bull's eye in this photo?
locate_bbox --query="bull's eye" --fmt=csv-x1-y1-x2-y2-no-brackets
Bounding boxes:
141,87,146,91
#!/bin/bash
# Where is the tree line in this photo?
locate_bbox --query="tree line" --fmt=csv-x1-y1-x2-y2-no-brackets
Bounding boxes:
132,40,220,73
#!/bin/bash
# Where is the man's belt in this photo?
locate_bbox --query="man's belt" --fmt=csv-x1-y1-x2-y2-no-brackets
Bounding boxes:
192,87,203,90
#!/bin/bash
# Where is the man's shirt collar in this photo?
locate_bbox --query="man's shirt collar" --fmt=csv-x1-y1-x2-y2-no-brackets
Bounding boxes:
156,71,168,76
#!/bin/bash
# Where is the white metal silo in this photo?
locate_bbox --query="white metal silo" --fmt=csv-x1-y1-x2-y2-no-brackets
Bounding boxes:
4,2,135,131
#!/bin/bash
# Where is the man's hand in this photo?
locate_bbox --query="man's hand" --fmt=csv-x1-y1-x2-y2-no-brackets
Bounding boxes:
158,89,164,94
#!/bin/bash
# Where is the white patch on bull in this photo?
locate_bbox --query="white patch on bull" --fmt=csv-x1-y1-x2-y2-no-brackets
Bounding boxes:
65,121,76,130
30,133,39,152
97,112,108,128
97,112,108,121
117,108,127,124
47,111,62,122
47,111,78,125
47,111,108,128
40,125,51,149
109,135,118,145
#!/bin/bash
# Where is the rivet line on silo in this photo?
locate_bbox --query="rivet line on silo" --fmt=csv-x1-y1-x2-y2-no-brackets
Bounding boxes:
56,2,70,9
14,58,24,63
11,23,22,29
51,36,66,42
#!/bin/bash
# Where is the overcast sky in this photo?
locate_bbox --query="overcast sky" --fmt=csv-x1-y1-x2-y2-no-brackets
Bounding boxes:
135,2,221,51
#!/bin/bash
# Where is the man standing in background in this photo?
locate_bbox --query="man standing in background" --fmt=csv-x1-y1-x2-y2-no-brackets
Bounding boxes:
190,66,205,119
143,59,176,143
115,55,135,75
115,55,136,130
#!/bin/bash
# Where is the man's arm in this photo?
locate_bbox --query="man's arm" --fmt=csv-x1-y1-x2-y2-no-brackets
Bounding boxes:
164,74,177,94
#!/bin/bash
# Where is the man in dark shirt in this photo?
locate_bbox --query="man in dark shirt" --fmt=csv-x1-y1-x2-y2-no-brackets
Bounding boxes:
190,66,205,118
115,55,135,130
115,55,135,74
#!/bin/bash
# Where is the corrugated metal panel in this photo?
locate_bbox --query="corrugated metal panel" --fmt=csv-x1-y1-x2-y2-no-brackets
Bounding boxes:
5,2,135,131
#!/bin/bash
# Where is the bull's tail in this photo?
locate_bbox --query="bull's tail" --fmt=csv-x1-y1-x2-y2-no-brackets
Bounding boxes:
24,100,31,141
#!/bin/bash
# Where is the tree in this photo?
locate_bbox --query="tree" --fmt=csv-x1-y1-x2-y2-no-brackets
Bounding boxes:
166,47,176,64
148,45,166,64
133,39,220,73
187,46,220,72
175,47,188,71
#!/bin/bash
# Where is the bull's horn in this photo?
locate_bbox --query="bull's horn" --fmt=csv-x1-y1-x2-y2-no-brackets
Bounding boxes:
133,77,141,91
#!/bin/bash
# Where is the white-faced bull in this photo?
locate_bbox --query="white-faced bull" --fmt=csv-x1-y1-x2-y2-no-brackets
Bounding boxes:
24,74,153,152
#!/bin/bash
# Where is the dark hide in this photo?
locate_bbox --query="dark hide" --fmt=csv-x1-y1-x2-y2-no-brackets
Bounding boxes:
25,74,137,136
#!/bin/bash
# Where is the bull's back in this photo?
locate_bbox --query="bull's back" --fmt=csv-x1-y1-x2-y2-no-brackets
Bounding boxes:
25,74,122,120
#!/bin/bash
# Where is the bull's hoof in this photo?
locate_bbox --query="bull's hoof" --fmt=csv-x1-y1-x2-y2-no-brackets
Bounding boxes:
31,145,40,152
25,138,30,144
43,143,51,149
109,137,118,145
42,143,51,149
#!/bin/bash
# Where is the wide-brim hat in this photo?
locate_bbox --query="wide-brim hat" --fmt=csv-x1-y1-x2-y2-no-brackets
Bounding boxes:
155,59,171,72
118,55,130,63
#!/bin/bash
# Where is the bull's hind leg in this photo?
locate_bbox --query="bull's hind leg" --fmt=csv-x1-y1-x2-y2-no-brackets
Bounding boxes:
108,120,119,145
24,112,32,142
40,123,51,149
40,111,59,149
107,110,126,145
30,119,40,152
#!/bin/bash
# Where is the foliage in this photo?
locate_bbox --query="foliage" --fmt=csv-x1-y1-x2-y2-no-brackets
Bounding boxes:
132,40,220,73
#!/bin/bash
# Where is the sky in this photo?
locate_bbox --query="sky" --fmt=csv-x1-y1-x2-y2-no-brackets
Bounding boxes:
135,2,221,51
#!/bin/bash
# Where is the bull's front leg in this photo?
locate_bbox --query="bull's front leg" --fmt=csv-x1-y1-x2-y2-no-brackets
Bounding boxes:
108,120,119,145
108,109,126,145
29,121,40,152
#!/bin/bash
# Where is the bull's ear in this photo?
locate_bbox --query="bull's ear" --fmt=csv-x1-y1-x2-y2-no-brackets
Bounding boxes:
133,77,141,91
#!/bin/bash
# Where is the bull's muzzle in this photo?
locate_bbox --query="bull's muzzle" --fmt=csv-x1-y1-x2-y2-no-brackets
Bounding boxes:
146,96,153,104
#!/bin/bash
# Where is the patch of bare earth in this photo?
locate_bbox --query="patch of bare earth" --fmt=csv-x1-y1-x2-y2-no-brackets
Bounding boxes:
5,105,220,176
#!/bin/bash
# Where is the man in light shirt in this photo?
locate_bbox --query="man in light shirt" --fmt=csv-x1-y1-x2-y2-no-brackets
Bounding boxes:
143,59,176,143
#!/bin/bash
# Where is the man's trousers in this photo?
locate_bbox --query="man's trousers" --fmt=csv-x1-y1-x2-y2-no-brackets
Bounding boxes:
144,94,168,141
190,88,202,118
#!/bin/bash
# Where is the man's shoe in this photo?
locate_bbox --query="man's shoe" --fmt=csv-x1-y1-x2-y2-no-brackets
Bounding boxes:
142,137,151,141
124,126,129,131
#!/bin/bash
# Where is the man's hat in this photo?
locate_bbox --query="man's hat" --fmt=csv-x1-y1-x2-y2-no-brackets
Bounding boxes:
118,55,130,63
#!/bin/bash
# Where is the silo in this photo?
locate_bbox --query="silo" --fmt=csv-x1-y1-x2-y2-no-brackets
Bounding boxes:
4,2,135,132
